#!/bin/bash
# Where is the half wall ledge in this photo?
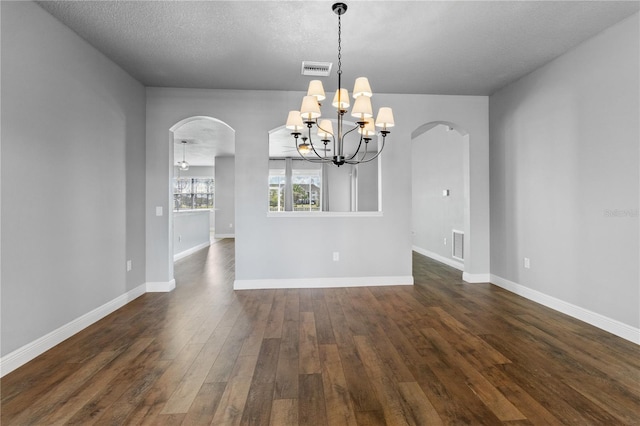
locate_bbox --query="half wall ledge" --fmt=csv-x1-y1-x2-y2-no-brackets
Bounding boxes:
234,275,414,290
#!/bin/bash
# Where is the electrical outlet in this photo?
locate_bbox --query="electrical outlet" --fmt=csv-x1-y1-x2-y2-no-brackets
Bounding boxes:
524,257,530,269
126,260,132,272
444,237,447,245
333,252,340,261
229,223,233,228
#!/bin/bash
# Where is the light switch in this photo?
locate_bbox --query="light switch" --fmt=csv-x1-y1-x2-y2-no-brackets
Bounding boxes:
156,206,163,216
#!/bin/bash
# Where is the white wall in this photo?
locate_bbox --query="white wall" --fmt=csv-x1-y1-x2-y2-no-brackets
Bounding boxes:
1,2,146,356
145,88,489,287
214,156,235,237
412,124,465,264
489,13,639,332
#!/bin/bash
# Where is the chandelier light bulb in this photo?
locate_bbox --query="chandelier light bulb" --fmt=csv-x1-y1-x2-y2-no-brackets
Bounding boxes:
286,110,304,131
353,77,372,98
351,95,373,119
317,120,334,139
300,95,322,120
358,119,376,137
332,88,350,110
298,142,312,154
375,107,395,129
178,141,190,171
307,80,326,102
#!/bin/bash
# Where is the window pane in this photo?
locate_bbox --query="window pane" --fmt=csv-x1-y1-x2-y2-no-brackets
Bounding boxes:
268,173,285,211
173,177,214,211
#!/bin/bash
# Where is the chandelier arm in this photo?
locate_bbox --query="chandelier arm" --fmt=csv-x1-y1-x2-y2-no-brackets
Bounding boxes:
344,125,365,161
295,144,330,163
346,135,386,164
316,121,336,159
339,123,362,161
343,124,360,137
346,139,367,164
359,140,369,162
306,124,327,160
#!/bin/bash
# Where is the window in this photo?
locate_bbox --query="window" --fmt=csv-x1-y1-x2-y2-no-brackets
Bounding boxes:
269,171,286,212
268,162,322,212
174,177,214,211
293,170,321,211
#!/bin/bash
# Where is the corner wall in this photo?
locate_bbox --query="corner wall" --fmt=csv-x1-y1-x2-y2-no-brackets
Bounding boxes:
1,1,146,360
489,13,639,338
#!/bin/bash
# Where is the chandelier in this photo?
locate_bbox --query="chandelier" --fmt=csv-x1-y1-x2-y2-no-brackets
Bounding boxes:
177,140,189,171
285,2,394,167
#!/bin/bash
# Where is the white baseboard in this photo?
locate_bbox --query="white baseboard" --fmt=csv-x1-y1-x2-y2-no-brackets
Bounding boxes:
214,233,235,239
146,279,176,292
462,272,491,283
0,284,146,378
490,274,640,344
173,241,211,261
234,275,414,290
412,246,464,271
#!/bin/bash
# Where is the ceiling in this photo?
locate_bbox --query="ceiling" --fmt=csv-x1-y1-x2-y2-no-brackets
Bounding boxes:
36,1,638,96
35,1,639,165
173,118,235,166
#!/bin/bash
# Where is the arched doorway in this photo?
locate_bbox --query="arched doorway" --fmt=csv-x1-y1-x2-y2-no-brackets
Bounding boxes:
168,116,235,281
411,121,473,280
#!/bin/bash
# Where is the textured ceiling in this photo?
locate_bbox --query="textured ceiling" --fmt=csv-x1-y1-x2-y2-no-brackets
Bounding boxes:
37,1,639,96
34,1,640,166
173,118,235,166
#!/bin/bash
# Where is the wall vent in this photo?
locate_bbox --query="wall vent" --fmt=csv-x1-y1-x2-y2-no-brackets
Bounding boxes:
452,230,464,261
301,61,332,76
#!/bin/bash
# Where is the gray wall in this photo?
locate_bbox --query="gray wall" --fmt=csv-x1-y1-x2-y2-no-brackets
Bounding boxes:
174,165,215,178
489,13,639,328
326,164,352,212
173,210,210,256
214,156,235,237
145,89,489,284
356,161,380,212
412,124,465,262
1,1,146,356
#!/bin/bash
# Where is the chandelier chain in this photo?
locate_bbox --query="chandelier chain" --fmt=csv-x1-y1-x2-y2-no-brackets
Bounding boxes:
337,14,342,75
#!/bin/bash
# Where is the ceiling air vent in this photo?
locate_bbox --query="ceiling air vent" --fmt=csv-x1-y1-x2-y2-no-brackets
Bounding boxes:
301,61,332,77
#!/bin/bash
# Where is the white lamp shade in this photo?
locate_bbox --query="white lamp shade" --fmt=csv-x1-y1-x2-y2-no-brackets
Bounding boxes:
375,107,395,128
351,96,373,119
300,96,322,120
307,80,326,102
358,119,376,137
285,110,304,131
332,88,350,109
353,77,372,98
317,119,334,139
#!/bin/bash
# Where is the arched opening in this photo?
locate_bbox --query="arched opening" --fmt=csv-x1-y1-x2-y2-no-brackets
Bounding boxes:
411,121,472,279
268,120,381,213
168,116,236,281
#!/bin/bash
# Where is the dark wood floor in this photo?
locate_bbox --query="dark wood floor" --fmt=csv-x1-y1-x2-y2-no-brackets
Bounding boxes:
2,239,639,425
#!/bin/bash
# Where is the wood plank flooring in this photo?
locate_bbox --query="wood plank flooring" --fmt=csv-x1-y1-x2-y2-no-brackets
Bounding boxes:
2,238,639,424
